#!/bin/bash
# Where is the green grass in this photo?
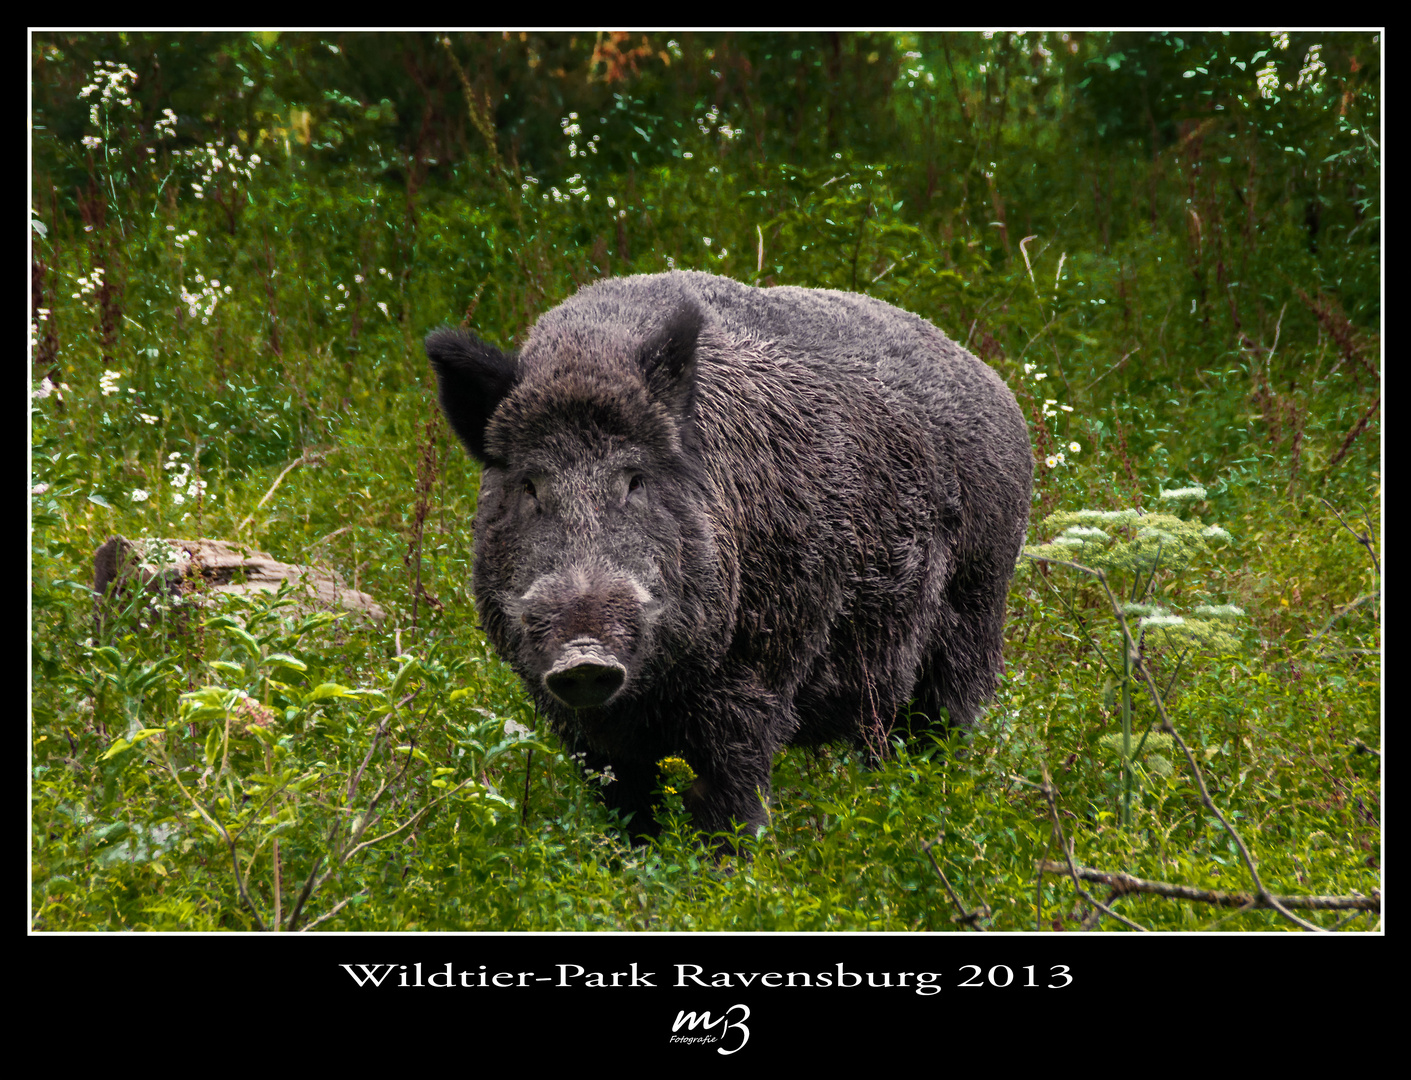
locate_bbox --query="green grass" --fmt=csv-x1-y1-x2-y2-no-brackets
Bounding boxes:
31,31,1380,932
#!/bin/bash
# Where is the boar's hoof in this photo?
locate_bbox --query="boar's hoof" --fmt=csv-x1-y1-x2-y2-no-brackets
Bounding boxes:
545,639,627,709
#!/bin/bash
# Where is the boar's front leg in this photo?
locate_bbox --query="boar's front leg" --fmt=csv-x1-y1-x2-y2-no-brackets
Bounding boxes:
580,671,793,847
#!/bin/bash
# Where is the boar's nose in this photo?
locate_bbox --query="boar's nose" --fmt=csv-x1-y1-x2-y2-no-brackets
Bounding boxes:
544,638,628,709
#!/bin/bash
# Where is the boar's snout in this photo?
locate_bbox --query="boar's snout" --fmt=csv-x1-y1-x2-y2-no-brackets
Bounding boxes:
545,638,628,709
513,564,657,710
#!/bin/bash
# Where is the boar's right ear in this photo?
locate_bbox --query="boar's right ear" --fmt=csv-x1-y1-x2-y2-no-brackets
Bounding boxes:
639,303,703,424
425,327,518,466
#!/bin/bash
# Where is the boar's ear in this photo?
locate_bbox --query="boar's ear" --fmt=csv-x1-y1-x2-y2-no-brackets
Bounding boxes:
425,327,518,466
639,303,703,423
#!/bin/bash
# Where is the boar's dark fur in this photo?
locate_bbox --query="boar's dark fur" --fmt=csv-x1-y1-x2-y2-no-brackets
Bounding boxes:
426,271,1032,840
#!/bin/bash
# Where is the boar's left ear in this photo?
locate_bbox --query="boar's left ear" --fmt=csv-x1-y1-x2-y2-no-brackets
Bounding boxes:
639,303,703,423
425,327,518,466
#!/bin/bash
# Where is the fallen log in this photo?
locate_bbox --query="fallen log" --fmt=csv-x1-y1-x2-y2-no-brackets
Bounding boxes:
93,535,385,631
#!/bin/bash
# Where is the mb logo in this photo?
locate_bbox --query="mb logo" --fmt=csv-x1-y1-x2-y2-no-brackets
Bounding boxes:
670,1003,751,1054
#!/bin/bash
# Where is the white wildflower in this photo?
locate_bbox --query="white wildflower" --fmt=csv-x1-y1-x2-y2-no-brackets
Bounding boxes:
1193,604,1245,618
1159,485,1208,503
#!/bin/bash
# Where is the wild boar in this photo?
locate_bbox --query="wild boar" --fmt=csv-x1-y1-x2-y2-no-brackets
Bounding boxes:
426,270,1031,839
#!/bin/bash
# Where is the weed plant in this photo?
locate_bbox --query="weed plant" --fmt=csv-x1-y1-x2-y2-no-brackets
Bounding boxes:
32,32,1379,931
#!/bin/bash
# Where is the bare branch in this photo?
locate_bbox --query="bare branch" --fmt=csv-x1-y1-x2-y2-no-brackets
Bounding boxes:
237,451,323,536
1029,768,1149,932
920,835,990,931
1035,862,1380,914
1321,497,1380,579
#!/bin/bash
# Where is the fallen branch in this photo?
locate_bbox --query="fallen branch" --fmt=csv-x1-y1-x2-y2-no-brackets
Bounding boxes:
1035,862,1380,914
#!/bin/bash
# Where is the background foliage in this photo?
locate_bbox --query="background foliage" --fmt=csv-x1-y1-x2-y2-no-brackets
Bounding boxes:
31,30,1380,932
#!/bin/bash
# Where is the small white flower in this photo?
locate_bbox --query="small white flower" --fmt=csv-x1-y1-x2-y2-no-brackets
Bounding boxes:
1160,485,1208,503
1140,614,1187,629
130,488,150,502
1069,441,1081,453
140,413,158,425
31,483,49,496
1193,603,1244,618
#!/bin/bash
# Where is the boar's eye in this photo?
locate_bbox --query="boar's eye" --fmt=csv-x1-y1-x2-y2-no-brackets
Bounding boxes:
522,478,537,499
628,474,645,494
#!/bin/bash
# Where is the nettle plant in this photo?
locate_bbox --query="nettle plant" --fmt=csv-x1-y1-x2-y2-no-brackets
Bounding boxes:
1024,485,1246,826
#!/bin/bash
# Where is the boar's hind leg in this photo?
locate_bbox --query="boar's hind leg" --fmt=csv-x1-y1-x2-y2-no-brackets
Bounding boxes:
912,571,1012,733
